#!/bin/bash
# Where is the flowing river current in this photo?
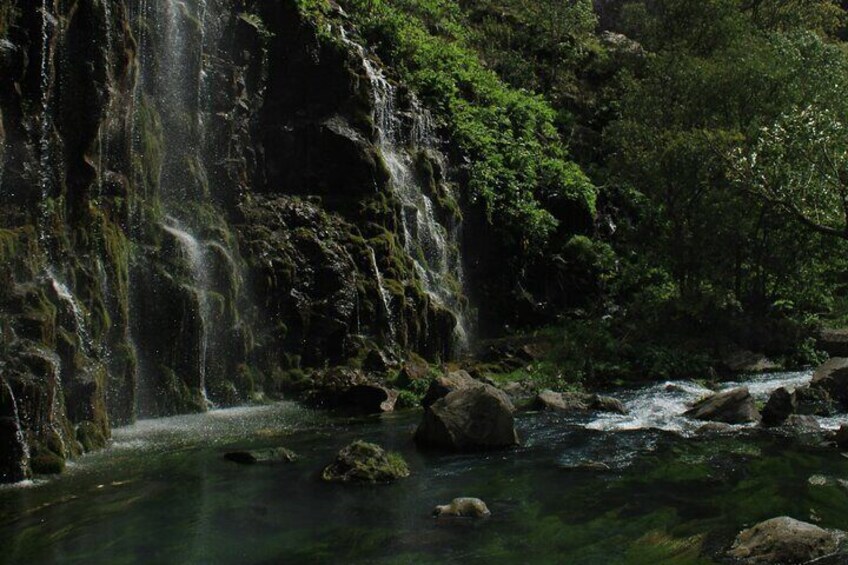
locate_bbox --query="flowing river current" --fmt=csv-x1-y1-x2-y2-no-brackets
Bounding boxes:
1,371,847,563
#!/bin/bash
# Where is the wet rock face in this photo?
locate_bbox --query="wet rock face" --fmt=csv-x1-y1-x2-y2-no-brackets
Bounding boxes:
0,0,467,482
0,378,29,483
728,517,845,563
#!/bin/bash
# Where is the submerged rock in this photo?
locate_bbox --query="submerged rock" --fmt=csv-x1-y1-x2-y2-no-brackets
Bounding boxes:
778,415,823,437
224,448,298,465
433,497,491,518
532,390,627,414
811,358,848,407
321,441,409,483
589,394,628,415
684,387,761,424
533,389,586,412
728,516,844,563
415,385,519,451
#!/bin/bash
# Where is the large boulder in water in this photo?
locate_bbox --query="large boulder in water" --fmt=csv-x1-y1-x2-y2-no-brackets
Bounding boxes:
321,440,410,483
728,516,845,563
415,385,519,451
684,387,761,424
811,358,848,407
421,370,480,408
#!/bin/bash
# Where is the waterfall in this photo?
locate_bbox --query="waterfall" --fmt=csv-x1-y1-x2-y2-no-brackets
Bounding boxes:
341,30,470,349
1,379,31,479
38,0,54,246
48,270,94,356
368,246,396,341
162,218,212,408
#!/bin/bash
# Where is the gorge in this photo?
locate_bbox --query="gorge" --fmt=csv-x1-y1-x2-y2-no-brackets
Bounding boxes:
3,0,848,563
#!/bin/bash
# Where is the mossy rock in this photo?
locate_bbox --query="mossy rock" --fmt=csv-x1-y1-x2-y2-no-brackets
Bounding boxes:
30,451,65,475
76,420,107,453
321,440,410,483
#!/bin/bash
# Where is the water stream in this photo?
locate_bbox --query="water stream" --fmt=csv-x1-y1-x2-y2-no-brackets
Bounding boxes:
1,379,30,481
1,370,846,563
342,29,470,349
162,218,212,407
369,246,397,341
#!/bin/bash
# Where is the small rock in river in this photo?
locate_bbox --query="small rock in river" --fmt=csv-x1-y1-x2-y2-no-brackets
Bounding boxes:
433,497,491,518
224,447,298,465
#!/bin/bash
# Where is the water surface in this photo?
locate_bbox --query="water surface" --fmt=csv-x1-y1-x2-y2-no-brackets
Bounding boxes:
2,372,847,564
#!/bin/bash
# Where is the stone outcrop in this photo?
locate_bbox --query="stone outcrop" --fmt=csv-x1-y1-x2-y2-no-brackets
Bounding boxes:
811,358,848,407
728,517,844,563
684,388,761,424
321,440,410,483
415,385,519,451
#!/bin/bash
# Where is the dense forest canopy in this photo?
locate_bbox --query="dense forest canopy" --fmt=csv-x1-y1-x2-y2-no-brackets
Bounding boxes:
303,0,848,380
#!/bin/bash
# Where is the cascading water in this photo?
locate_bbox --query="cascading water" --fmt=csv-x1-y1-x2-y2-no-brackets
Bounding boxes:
162,218,212,408
48,271,94,356
341,30,470,349
368,246,396,341
1,379,31,480
38,0,54,246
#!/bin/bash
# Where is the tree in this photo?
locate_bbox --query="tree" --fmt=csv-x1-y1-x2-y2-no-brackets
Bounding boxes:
731,105,848,239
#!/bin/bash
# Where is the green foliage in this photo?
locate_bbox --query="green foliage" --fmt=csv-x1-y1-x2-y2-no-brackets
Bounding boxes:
605,0,848,347
338,0,597,257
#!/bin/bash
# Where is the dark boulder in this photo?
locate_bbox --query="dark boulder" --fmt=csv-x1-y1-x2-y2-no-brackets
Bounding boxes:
589,394,628,415
762,387,796,427
684,388,761,424
721,349,780,374
533,389,586,412
811,358,848,407
835,424,848,449
421,370,479,408
321,440,409,483
342,384,399,414
532,390,627,414
818,328,848,358
728,516,845,563
415,385,519,451
224,447,298,465
795,386,834,416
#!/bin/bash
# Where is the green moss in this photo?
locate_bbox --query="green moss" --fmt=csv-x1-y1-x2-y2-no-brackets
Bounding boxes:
321,440,411,483
30,451,65,475
76,420,107,453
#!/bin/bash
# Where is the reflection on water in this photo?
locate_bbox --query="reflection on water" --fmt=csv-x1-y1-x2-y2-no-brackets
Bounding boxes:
1,373,847,563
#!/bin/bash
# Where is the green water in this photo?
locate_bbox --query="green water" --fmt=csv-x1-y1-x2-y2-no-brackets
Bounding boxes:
1,392,847,564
